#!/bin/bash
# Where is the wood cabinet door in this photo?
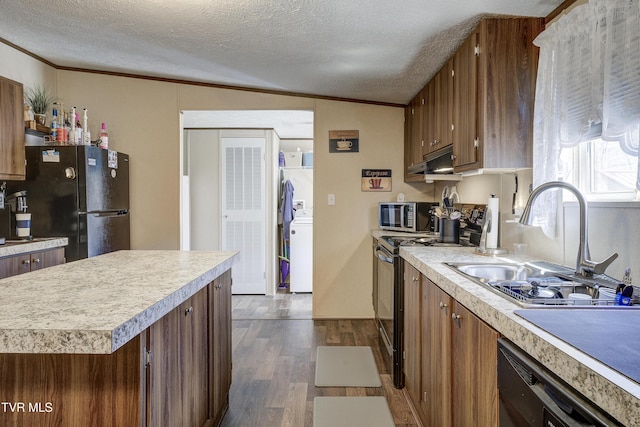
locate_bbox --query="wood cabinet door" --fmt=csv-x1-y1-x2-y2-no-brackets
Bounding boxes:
403,261,422,413
149,287,211,427
211,270,232,423
0,76,25,180
436,59,454,150
421,278,452,427
477,18,542,170
422,81,435,157
410,94,424,166
30,248,65,271
148,299,182,426
182,290,210,426
452,30,479,170
451,301,499,427
0,248,65,279
0,254,31,279
404,94,426,182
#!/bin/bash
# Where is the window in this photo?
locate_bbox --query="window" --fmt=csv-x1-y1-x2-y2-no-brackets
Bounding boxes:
559,137,639,201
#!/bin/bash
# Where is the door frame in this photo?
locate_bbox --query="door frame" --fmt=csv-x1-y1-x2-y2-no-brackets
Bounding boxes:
180,125,279,296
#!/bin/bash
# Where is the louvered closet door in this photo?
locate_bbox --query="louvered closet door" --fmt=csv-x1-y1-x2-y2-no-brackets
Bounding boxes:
221,137,266,294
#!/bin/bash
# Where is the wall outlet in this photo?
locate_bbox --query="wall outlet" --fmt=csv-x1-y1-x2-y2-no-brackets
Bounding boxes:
328,194,335,205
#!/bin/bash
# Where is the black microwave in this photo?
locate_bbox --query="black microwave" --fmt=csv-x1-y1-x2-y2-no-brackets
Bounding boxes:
378,202,437,232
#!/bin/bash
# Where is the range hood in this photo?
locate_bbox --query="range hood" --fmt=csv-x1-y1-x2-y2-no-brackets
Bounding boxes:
407,146,462,183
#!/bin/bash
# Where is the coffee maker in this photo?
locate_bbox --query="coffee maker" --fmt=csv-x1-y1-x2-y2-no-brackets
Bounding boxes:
0,183,29,242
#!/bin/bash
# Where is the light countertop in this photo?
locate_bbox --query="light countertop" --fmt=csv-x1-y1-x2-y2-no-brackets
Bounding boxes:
398,244,639,426
0,237,68,258
0,250,239,355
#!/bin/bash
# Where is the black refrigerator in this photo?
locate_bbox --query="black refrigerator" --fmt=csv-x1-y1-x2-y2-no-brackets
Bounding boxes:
14,145,130,262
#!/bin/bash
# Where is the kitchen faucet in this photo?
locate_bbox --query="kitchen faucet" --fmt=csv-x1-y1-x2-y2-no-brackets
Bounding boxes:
519,181,618,278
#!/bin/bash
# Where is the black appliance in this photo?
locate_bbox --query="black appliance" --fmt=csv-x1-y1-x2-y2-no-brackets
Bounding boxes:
378,201,437,232
406,145,455,175
374,233,465,389
7,146,130,262
498,338,622,426
374,236,404,388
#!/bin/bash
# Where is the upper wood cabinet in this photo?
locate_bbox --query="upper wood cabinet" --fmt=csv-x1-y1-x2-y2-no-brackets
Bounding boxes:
404,95,425,182
453,17,543,172
0,76,25,180
404,17,543,180
425,59,454,156
452,31,479,169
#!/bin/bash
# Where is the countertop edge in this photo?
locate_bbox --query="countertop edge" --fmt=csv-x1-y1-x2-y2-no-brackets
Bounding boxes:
0,237,69,258
109,254,238,353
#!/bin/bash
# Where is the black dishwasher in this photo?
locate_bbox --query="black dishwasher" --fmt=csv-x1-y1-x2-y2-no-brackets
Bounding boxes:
498,339,622,427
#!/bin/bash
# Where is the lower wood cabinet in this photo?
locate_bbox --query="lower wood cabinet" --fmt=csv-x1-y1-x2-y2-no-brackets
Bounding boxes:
0,272,233,427
149,271,232,427
403,260,499,427
403,262,421,405
211,270,232,424
421,276,452,426
0,247,65,279
148,285,209,426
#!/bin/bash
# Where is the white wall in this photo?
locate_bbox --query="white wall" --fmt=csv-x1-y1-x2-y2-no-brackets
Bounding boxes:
184,129,221,250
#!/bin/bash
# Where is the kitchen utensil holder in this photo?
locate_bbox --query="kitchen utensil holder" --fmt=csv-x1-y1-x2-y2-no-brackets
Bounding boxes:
439,218,460,244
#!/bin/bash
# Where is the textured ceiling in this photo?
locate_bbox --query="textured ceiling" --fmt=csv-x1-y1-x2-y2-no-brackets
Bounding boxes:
0,0,562,105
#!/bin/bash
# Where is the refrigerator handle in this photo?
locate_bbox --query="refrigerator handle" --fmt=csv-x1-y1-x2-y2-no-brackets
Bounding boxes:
81,209,129,217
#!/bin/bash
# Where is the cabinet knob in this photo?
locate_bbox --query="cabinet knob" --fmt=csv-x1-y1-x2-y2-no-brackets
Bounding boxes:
412,276,419,283
185,306,193,316
452,313,461,324
32,258,40,264
22,259,30,266
439,302,448,309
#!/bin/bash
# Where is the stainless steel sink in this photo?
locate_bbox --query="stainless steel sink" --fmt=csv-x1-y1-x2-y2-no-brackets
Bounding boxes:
446,261,639,309
454,263,535,282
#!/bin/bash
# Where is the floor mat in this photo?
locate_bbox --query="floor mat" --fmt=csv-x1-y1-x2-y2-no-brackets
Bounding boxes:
313,396,394,427
315,346,381,387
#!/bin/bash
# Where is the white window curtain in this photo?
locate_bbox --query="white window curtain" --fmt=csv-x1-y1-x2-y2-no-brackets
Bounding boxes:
532,0,640,238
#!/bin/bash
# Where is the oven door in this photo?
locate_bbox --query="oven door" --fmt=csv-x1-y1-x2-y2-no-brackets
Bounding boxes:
375,245,395,349
375,244,404,388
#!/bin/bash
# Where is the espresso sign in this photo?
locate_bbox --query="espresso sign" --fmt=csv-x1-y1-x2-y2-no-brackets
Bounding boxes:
362,169,391,192
329,130,359,153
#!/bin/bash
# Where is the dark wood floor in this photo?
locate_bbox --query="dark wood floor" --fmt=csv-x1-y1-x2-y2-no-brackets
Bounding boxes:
221,294,418,427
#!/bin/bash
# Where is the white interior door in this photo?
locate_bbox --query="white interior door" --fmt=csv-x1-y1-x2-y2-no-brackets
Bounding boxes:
221,137,266,294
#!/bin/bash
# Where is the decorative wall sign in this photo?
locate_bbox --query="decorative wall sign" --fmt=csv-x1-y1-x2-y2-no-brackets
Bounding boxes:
362,169,391,192
329,130,359,153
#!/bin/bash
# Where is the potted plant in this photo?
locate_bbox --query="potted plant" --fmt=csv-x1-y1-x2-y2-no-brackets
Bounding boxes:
25,85,55,126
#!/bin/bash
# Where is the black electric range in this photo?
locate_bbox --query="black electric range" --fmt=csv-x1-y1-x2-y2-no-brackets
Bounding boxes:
378,233,467,253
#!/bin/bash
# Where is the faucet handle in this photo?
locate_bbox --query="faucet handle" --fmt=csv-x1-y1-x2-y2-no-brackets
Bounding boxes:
586,252,619,275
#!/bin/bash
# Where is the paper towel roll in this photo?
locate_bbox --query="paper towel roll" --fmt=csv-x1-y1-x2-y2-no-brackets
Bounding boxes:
486,196,499,249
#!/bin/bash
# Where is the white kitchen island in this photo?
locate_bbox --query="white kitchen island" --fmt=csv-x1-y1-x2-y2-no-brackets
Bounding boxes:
0,250,239,426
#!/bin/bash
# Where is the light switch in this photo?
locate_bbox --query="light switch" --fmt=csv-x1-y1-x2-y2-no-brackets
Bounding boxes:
328,194,335,205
